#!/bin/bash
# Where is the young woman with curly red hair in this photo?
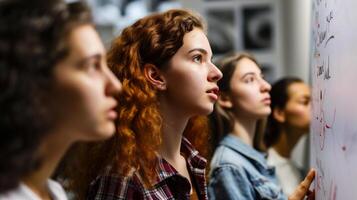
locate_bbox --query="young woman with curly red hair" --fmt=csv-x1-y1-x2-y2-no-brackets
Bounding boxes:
68,9,222,200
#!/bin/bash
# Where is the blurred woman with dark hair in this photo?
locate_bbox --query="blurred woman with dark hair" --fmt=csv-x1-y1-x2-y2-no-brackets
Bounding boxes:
69,9,222,200
0,0,121,199
265,77,311,196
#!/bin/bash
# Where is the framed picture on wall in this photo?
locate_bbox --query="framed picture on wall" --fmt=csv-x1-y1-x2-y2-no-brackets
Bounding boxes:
194,0,283,83
242,5,273,50
206,9,236,55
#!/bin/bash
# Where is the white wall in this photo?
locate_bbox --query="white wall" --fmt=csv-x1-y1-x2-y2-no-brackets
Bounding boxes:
282,0,311,82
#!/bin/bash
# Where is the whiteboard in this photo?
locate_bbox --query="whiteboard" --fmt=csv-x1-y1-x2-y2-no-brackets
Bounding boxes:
311,0,357,200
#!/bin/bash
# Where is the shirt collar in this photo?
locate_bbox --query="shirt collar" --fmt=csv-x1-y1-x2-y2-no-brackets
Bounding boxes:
219,134,268,170
155,137,207,184
267,147,289,166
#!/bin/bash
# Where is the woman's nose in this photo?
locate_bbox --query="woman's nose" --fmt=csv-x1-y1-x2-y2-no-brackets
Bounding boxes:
105,66,122,95
208,63,223,82
260,78,271,92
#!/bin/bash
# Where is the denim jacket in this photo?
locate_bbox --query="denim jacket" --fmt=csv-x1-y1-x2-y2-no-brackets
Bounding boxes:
208,134,287,200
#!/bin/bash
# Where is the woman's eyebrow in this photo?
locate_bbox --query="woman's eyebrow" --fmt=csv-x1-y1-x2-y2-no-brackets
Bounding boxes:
188,48,208,55
76,54,102,66
241,72,256,79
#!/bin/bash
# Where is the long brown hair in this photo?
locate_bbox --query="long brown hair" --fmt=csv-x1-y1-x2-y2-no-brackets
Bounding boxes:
67,9,211,199
209,52,267,154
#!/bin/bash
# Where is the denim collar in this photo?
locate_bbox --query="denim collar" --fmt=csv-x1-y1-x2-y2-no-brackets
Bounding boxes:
219,134,269,170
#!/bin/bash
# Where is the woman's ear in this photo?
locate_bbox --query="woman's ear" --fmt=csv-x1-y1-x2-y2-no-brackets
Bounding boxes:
217,93,233,109
273,107,285,123
143,63,166,90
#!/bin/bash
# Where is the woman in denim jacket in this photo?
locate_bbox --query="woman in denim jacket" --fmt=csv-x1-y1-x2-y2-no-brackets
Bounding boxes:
207,53,315,200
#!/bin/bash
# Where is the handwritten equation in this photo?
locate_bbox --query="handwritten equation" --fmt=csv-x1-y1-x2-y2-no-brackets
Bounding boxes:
312,0,336,152
312,0,357,199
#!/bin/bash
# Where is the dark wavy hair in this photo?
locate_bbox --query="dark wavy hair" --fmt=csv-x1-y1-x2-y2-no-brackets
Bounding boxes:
264,77,303,147
0,0,92,193
67,9,211,199
209,52,267,154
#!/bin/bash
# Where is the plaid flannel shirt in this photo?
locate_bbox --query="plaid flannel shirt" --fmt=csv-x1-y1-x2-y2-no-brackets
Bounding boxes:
87,137,208,200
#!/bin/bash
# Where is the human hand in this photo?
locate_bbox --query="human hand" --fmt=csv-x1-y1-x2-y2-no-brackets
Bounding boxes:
288,169,315,200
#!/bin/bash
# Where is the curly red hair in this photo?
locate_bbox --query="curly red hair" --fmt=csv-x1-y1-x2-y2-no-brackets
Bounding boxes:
67,9,211,198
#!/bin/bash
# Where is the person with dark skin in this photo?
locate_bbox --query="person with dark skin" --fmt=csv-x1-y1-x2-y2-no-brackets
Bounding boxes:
0,0,121,199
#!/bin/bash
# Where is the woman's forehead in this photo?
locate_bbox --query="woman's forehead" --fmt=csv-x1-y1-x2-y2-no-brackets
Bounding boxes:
233,58,261,77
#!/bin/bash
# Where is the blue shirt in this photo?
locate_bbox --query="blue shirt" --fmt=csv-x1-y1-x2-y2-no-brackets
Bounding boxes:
208,134,287,200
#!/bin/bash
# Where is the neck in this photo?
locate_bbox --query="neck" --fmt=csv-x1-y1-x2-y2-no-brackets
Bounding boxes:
157,97,190,164
22,131,73,200
159,118,188,164
272,127,303,158
231,115,257,146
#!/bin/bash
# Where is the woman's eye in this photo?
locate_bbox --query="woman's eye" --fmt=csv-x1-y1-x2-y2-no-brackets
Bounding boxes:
299,98,310,105
245,76,255,83
193,55,202,63
84,60,100,73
